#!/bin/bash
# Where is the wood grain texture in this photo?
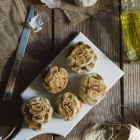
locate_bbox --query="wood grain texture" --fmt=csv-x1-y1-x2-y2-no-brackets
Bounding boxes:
0,0,53,140
2,0,140,139
123,0,140,125
3,58,21,101
30,134,53,140
20,1,53,140
54,0,121,140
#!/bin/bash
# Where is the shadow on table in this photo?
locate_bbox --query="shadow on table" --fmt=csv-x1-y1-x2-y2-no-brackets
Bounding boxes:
0,39,52,139
122,104,140,126
0,83,23,139
1,39,52,92
88,0,121,63
53,0,126,64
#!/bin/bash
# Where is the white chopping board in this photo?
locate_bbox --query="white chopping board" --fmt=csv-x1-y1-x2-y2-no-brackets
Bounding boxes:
13,32,124,140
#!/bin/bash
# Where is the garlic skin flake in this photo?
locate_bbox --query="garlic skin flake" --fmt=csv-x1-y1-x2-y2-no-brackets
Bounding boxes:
42,66,68,94
22,97,53,130
29,12,49,32
67,41,97,73
79,73,106,106
74,0,97,7
55,92,82,120
41,0,61,8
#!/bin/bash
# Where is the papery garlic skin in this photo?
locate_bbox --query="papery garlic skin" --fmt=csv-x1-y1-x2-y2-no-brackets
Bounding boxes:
67,42,97,73
79,73,106,106
74,0,97,7
55,92,82,120
22,97,53,130
42,66,68,94
41,0,61,8
29,12,49,32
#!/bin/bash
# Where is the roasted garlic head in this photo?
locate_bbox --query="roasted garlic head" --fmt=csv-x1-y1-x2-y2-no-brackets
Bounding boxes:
67,42,97,73
42,66,68,94
79,73,106,106
55,92,82,120
22,97,53,130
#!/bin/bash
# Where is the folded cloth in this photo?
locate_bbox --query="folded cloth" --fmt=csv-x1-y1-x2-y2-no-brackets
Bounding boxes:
0,0,36,81
58,0,110,24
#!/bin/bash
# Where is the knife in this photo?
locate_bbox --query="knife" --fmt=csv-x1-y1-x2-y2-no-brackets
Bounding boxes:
2,6,34,101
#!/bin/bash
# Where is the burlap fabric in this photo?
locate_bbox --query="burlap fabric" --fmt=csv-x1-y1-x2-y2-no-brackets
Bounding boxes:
0,0,109,80
82,124,140,140
58,0,109,24
0,0,36,81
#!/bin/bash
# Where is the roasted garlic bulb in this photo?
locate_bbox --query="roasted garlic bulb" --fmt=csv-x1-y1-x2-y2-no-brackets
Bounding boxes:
79,73,106,106
42,66,68,94
67,42,97,73
22,97,53,130
55,92,82,120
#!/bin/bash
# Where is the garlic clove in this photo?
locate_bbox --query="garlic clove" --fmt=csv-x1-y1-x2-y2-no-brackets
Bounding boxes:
59,68,68,78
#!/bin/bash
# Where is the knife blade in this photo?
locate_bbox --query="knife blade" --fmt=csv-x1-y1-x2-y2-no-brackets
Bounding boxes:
2,6,34,101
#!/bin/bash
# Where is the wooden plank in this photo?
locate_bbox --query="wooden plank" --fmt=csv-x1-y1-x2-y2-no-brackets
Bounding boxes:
19,2,54,140
16,5,53,93
123,64,140,123
123,0,140,124
54,0,121,140
0,1,53,140
30,134,53,140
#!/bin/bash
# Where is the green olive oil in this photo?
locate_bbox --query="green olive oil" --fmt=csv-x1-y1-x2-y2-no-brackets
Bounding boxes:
121,0,140,63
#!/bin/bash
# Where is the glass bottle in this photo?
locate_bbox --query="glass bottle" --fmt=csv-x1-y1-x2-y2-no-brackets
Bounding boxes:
121,0,140,63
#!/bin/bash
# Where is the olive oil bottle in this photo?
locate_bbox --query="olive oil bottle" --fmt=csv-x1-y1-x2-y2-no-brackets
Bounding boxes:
121,0,140,63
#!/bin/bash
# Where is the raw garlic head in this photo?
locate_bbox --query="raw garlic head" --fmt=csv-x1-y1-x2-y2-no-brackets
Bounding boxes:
67,42,97,73
74,0,97,7
79,73,106,106
22,97,53,130
55,92,82,120
42,66,68,94
41,0,61,8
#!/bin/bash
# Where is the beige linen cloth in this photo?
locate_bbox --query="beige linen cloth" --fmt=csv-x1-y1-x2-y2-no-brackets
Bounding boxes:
59,0,109,24
0,0,36,81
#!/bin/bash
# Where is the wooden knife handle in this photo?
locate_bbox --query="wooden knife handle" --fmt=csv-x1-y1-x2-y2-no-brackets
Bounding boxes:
3,58,21,101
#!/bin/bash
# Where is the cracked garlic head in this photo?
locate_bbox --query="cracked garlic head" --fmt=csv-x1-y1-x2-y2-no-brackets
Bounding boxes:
74,0,97,7
42,66,68,94
55,92,82,120
22,97,53,130
67,42,97,73
79,73,106,106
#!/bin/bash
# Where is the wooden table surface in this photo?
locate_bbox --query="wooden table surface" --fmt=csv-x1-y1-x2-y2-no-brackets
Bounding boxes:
0,0,140,140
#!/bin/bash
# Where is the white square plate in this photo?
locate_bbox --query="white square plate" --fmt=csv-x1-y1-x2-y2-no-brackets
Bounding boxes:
13,32,124,140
